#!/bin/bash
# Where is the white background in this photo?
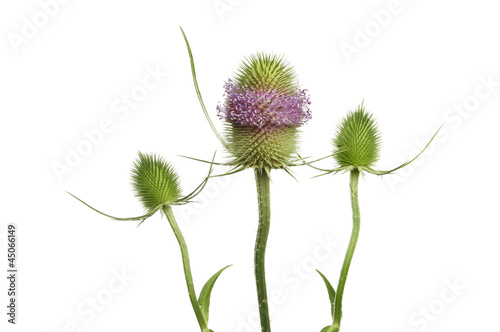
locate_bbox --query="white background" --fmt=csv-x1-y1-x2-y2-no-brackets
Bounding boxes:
1,0,499,331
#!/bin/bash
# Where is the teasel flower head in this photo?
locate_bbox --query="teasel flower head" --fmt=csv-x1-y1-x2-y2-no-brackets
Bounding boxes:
333,102,381,173
69,151,214,225
317,103,441,332
216,53,311,171
306,101,442,177
131,152,183,212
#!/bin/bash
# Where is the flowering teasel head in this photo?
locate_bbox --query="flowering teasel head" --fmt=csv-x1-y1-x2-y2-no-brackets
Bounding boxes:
216,53,312,171
180,30,312,331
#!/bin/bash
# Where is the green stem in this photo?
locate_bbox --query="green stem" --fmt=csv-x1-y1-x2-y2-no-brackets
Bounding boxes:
331,170,361,332
163,205,209,332
254,168,272,332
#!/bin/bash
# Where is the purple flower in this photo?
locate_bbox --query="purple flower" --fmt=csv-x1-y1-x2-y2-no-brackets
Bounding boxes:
217,79,311,128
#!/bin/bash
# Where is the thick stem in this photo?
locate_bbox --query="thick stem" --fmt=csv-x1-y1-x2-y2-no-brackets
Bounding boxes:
331,169,361,332
163,205,209,332
254,168,272,332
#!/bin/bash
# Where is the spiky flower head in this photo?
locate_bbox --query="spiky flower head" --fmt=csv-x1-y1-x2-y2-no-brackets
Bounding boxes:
217,53,311,170
333,103,381,170
131,152,182,212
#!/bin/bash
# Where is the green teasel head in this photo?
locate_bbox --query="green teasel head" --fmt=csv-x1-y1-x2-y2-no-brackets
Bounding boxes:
69,151,214,224
217,53,312,171
333,102,382,172
131,152,183,212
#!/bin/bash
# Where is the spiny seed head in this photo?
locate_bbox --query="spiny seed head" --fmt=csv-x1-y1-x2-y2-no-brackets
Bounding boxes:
131,152,182,211
333,103,381,169
234,53,298,94
217,53,311,169
225,124,300,169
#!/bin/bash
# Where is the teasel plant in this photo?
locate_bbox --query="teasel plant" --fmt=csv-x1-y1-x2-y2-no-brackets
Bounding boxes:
308,103,442,332
69,152,229,332
180,27,312,332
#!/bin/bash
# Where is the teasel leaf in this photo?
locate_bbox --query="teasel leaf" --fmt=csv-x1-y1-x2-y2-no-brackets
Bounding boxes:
317,269,336,319
198,265,232,324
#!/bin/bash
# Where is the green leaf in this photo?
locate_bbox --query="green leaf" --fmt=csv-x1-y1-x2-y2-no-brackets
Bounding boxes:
316,269,336,318
198,265,231,324
321,326,333,332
